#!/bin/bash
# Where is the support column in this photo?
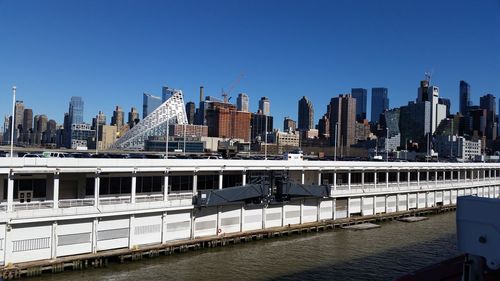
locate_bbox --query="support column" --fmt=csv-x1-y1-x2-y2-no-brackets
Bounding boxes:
333,171,337,191
192,172,198,196
161,212,167,243
7,171,13,212
129,215,135,248
53,172,60,209
407,171,410,187
242,171,246,186
51,222,57,259
361,171,365,187
374,172,377,188
426,170,429,187
131,171,137,204
163,171,169,201
219,172,223,190
397,170,400,188
318,171,322,186
94,172,100,208
435,170,438,186
348,171,351,191
301,170,305,184
385,171,389,189
240,204,245,232
417,171,420,187
92,218,98,254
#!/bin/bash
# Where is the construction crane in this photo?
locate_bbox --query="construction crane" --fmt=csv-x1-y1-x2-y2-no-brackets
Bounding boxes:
221,73,245,103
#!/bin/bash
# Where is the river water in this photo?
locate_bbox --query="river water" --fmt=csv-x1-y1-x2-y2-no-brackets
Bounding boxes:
36,212,459,281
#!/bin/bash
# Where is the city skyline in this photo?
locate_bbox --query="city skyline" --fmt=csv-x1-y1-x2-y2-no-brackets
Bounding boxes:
1,1,499,126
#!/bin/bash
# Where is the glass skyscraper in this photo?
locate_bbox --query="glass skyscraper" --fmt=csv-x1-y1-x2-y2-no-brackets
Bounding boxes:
371,88,389,124
459,80,471,115
69,96,84,125
351,88,367,121
143,93,162,118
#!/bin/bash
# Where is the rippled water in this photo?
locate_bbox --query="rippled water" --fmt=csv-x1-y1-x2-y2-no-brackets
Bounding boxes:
36,212,458,281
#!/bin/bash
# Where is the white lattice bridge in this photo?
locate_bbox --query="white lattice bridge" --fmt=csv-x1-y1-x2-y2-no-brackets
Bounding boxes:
112,89,188,150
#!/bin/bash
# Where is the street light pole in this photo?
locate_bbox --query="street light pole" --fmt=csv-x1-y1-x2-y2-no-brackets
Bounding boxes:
10,86,16,159
165,118,169,159
386,128,389,162
183,123,187,155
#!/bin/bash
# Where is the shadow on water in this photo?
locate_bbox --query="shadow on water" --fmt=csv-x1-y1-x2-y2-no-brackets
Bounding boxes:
270,234,458,281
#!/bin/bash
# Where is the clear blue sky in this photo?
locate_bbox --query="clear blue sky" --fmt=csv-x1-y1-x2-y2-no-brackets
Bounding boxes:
1,0,500,128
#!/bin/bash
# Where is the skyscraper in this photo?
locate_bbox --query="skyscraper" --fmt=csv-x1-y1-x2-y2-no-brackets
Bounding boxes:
237,93,249,112
459,80,471,115
68,96,84,125
162,86,175,102
351,88,367,121
143,93,162,118
111,106,125,131
283,116,296,132
128,107,140,129
417,80,446,134
297,96,314,131
34,114,48,145
22,108,33,143
480,93,497,141
205,101,251,141
371,88,389,124
258,97,270,115
438,98,451,117
185,102,196,124
251,113,273,142
329,94,357,148
13,101,24,142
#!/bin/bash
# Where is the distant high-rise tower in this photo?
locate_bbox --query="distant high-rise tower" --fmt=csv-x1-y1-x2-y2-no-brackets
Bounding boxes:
13,101,24,142
459,80,471,115
185,102,196,124
351,88,367,121
371,88,389,124
69,96,84,125
283,116,296,132
258,97,270,115
298,96,314,131
22,108,33,143
418,80,446,134
143,93,162,118
237,93,249,112
162,86,175,102
480,93,497,141
111,106,125,131
438,98,451,117
329,94,357,147
128,107,140,129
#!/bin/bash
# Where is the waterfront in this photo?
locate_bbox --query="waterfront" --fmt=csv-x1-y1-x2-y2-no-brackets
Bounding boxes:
35,212,458,281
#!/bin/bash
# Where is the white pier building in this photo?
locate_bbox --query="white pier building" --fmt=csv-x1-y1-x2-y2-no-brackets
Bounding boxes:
0,158,498,265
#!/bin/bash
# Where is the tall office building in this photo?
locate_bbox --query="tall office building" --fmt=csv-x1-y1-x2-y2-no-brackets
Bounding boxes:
162,86,175,102
12,101,24,142
68,96,84,125
34,115,48,145
185,102,196,124
400,101,431,151
22,109,33,143
111,106,125,132
237,93,249,112
143,93,162,118
283,116,296,132
459,80,472,115
318,114,330,138
251,113,273,142
417,80,447,134
258,97,270,116
298,96,314,131
351,88,367,121
480,93,497,141
371,88,389,124
329,94,357,147
438,98,451,117
128,107,140,129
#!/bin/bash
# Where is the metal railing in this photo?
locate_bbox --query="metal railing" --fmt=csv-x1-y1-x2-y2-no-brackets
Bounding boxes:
13,201,54,211
99,196,131,205
136,194,164,203
58,198,95,208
